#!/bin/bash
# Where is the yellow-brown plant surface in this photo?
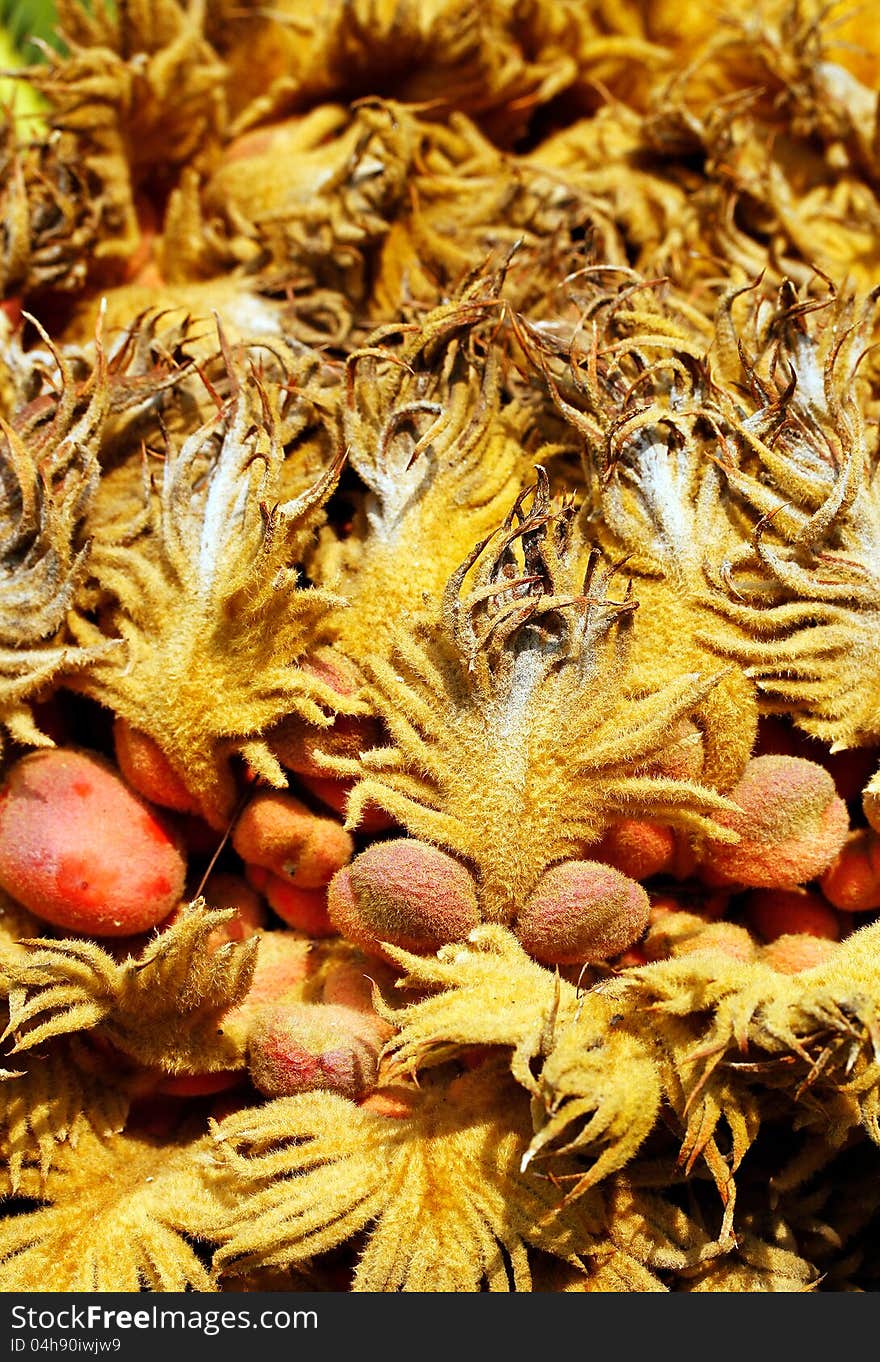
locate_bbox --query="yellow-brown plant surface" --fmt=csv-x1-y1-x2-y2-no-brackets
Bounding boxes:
1,0,880,1294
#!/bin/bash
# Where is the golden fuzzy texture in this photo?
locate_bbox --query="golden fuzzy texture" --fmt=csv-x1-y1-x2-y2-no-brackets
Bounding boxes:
0,1040,131,1193
211,1058,602,1291
3,902,257,1072
515,268,763,789
0,317,111,754
5,0,880,1296
328,475,738,921
0,1126,225,1291
308,283,536,686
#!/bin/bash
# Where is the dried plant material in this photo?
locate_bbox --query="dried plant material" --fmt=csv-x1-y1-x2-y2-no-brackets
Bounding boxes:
532,919,880,1213
69,349,345,825
700,284,880,778
4,902,257,1072
189,101,415,322
327,474,737,925
367,106,626,327
308,285,534,687
380,924,578,1087
0,120,100,296
0,1126,223,1291
212,1058,602,1291
5,0,880,1297
64,274,303,367
681,1230,819,1291
207,0,585,139
0,319,111,755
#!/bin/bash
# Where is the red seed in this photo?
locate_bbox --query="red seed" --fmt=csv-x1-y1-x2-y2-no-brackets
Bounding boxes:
743,887,841,942
700,755,849,889
759,933,839,974
320,956,394,1011
293,772,397,834
514,861,650,965
219,930,316,1050
201,871,268,943
593,819,677,880
0,749,186,936
232,791,354,889
247,1001,391,1100
250,867,336,937
114,718,200,814
328,839,480,957
820,828,880,912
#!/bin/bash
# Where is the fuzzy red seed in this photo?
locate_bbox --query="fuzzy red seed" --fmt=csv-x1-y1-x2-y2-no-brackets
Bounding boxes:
700,755,850,889
114,718,200,814
320,956,394,1012
219,930,316,1050
247,1001,391,1100
514,861,650,965
232,791,354,889
743,887,841,943
250,867,335,937
327,839,480,957
671,921,757,963
820,829,880,912
593,818,677,880
0,748,186,936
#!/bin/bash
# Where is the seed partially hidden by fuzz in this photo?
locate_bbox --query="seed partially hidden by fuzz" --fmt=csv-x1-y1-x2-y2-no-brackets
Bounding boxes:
201,871,268,944
700,755,850,889
593,818,677,880
514,861,650,965
247,1001,391,1100
113,718,200,814
232,791,354,888
327,839,480,956
0,748,186,937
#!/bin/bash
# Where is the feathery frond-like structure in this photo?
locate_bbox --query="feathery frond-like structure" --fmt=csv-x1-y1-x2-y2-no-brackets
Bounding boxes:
3,0,880,1297
701,282,880,757
68,343,345,823
0,314,111,754
514,267,766,789
309,282,535,682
